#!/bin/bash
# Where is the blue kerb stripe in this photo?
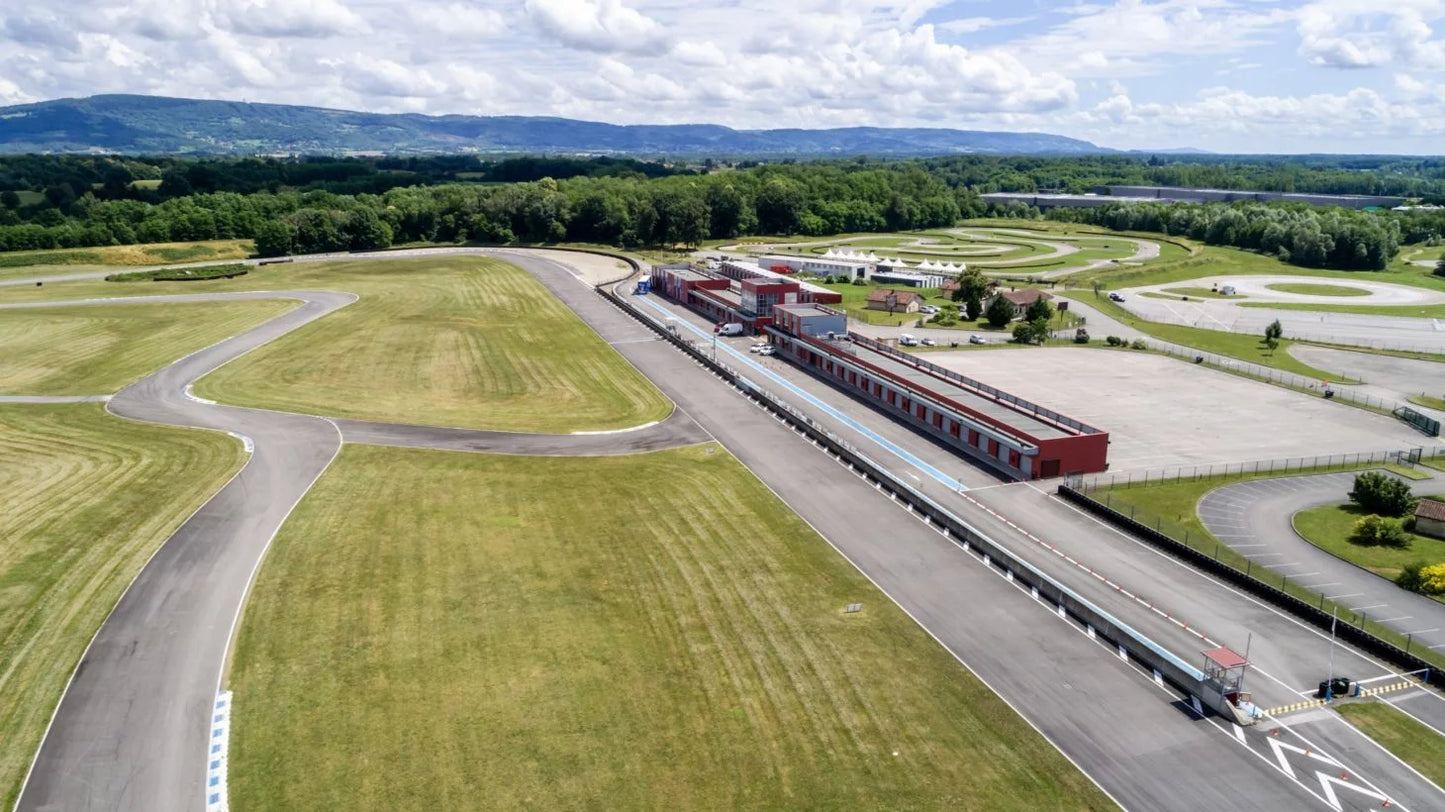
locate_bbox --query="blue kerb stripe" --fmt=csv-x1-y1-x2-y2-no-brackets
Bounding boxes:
209,776,220,787
212,728,223,738
209,793,220,804
633,296,1202,681
634,296,964,492
212,744,222,754
213,714,224,722
211,759,221,770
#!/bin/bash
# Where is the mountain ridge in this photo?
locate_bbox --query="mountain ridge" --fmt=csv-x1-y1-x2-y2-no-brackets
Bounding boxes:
0,94,1114,156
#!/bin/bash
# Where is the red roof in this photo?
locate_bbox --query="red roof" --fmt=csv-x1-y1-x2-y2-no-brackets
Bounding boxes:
998,288,1054,306
1417,498,1445,521
1202,647,1248,668
864,288,922,305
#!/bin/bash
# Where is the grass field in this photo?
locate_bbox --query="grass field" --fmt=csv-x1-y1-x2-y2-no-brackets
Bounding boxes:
0,240,253,277
0,404,247,809
1410,394,1445,411
1264,282,1372,297
1057,292,1351,381
1337,702,1445,788
229,443,1109,809
1291,502,1445,580
193,257,671,432
1068,244,1445,295
0,300,293,395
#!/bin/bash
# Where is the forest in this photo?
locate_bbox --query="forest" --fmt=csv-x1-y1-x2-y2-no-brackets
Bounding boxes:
2,154,1443,272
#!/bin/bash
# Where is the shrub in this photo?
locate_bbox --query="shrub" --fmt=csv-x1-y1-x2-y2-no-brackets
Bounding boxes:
1073,332,1090,344
1349,515,1411,548
1130,338,1147,350
1348,471,1417,517
851,277,867,286
1398,562,1428,593
1424,563,1445,594
1011,322,1035,344
1105,335,1122,346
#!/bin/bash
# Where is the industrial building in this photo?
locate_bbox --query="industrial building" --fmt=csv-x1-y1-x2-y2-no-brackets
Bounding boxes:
765,310,1110,480
649,262,841,334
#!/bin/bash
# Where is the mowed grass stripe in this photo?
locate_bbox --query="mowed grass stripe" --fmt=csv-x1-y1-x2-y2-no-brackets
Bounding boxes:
0,405,247,809
0,300,295,395
194,257,671,432
229,444,1110,809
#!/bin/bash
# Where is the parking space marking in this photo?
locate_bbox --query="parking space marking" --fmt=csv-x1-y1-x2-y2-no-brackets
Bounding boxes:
1350,603,1387,611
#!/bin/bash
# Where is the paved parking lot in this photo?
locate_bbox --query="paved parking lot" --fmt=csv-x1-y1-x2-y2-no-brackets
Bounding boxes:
924,348,1437,475
1197,472,1445,657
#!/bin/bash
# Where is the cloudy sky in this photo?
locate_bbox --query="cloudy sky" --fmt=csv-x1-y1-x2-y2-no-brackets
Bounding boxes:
2,0,1445,153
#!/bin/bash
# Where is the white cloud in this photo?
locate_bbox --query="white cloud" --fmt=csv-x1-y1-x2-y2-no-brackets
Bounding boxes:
216,0,369,38
523,0,665,53
413,2,506,37
938,16,1034,35
1295,1,1445,69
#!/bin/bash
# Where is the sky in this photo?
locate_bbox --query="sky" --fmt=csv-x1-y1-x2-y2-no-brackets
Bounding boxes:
3,0,1445,153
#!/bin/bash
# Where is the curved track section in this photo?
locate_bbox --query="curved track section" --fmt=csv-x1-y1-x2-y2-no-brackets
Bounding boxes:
11,271,703,811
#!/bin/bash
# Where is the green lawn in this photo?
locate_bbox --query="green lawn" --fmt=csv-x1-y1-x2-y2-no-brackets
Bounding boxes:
1337,702,1445,789
0,404,247,809
0,240,254,277
229,444,1110,810
1264,282,1372,297
1058,293,1352,381
1067,244,1445,295
0,300,294,395
1410,394,1445,411
191,257,672,432
1090,469,1445,669
1291,503,1445,580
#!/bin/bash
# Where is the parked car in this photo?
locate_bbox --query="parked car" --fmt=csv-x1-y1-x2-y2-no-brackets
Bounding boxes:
919,304,939,315
968,334,987,345
920,337,936,346
749,343,766,353
899,333,919,347
1108,292,1126,302
757,345,776,356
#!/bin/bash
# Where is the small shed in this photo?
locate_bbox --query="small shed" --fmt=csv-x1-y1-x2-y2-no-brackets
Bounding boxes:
1415,498,1445,540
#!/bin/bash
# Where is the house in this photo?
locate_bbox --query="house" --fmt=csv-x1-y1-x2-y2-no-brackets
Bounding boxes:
985,288,1054,320
1415,498,1445,540
864,288,922,313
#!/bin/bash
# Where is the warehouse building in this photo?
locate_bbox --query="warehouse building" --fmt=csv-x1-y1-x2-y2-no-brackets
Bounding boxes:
983,188,1406,211
765,314,1109,480
650,262,839,334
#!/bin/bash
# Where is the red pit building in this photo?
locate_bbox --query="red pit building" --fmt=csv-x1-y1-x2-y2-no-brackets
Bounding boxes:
767,304,1109,480
650,262,842,333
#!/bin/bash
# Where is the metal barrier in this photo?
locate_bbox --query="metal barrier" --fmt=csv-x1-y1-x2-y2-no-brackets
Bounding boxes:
1057,484,1445,690
599,281,1217,703
1394,406,1442,437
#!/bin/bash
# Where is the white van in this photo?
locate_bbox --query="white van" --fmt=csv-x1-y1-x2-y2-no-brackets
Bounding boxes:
899,333,919,347
717,322,745,337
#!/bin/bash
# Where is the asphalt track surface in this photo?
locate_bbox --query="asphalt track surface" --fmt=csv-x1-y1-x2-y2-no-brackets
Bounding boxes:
11,250,1445,811
9,282,706,812
1198,472,1445,657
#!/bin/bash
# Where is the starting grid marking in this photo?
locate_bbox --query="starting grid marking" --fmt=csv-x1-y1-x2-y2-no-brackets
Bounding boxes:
205,691,232,812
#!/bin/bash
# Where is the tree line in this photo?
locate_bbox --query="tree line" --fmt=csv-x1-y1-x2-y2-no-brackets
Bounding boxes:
3,154,1445,270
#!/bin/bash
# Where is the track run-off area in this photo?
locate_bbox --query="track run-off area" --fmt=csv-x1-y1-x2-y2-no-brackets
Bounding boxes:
4,246,1445,811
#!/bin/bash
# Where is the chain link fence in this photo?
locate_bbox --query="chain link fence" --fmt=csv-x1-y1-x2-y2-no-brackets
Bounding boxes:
1071,447,1444,492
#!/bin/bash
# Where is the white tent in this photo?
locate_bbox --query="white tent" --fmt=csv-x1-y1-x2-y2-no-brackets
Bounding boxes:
823,247,839,258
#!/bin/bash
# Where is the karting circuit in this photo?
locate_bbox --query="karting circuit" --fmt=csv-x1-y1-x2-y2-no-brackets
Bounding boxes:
5,247,1445,812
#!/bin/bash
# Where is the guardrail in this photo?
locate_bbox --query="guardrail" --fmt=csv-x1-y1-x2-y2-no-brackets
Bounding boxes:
597,280,1216,703
1057,484,1445,690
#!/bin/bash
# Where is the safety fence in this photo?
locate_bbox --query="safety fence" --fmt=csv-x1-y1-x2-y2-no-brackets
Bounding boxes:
598,278,1213,700
1057,484,1445,688
1071,447,1442,491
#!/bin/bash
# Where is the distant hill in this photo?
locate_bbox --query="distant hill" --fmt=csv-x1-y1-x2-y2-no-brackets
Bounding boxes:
0,94,1112,157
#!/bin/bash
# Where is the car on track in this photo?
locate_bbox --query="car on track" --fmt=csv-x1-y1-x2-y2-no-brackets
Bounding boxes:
1108,292,1126,302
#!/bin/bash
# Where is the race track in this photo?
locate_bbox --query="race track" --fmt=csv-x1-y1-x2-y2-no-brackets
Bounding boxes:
11,249,1445,812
